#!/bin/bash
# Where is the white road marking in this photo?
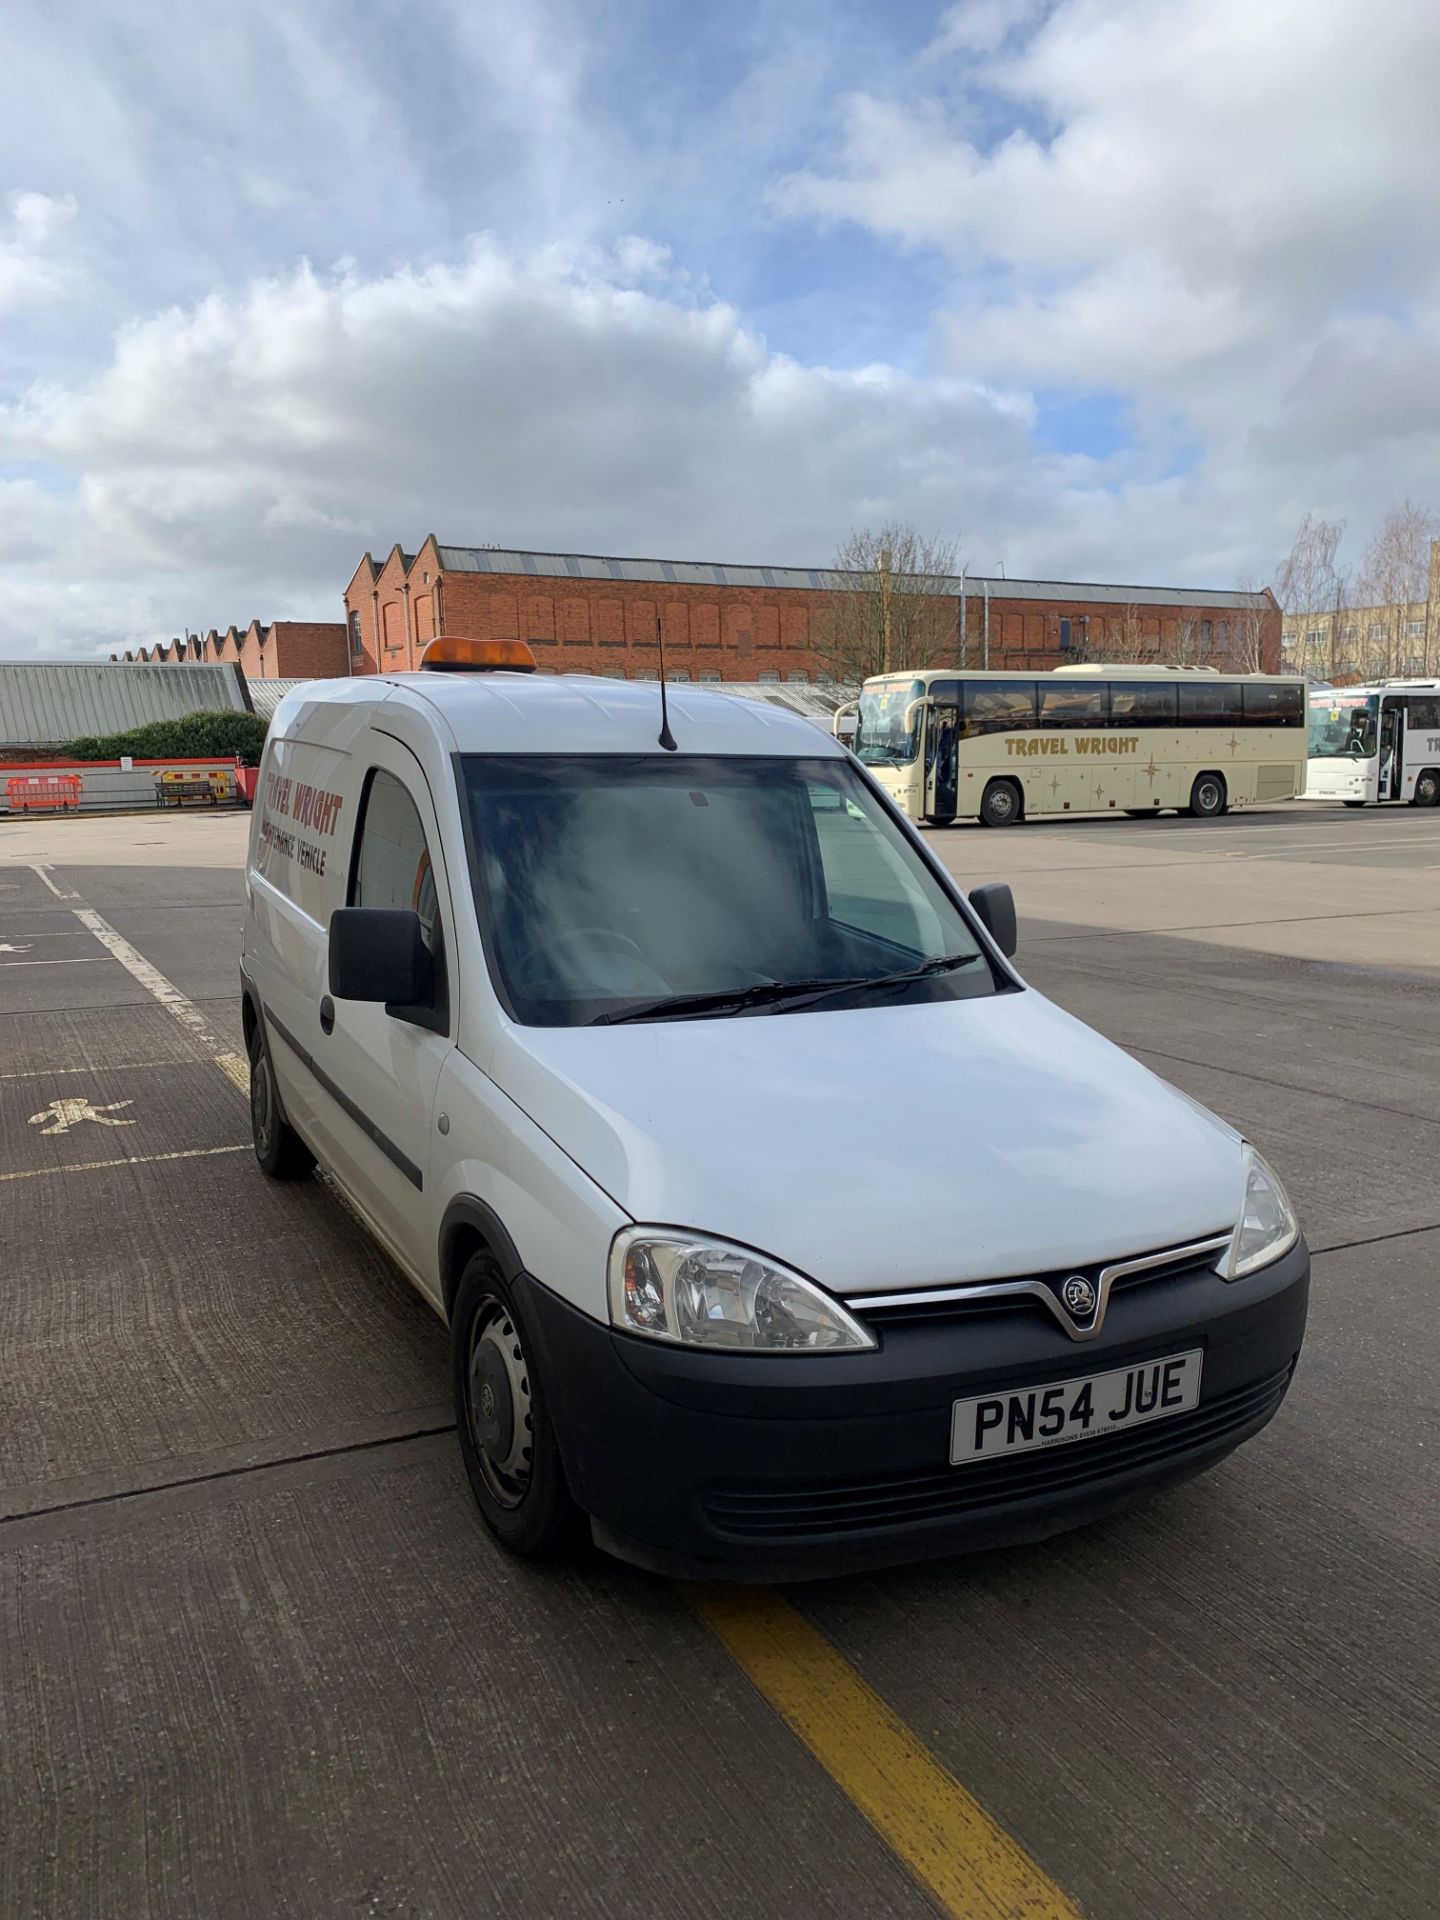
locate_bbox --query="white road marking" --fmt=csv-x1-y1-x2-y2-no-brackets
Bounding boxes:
29,865,249,1097
0,1060,178,1083
0,1143,250,1184
28,1097,136,1136
0,956,108,967
32,865,80,901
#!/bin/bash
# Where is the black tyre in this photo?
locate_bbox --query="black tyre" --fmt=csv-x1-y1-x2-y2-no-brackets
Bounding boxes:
1186,772,1227,818
979,779,1022,828
1413,768,1440,807
452,1254,580,1559
248,1020,315,1179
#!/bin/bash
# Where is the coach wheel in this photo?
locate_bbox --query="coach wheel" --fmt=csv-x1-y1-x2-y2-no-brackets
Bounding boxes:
1413,769,1440,807
1186,773,1227,819
980,780,1022,828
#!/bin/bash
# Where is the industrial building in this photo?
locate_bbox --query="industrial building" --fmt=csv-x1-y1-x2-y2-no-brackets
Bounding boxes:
343,538,1282,680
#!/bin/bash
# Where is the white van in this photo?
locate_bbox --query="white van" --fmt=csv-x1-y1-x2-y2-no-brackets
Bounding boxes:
240,638,1309,1580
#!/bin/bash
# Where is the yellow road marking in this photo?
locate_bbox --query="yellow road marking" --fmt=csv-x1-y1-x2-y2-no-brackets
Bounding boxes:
686,1586,1082,1920
0,1144,249,1183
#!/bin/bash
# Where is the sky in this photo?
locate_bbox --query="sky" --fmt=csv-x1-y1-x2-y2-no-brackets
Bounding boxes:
1,0,1438,659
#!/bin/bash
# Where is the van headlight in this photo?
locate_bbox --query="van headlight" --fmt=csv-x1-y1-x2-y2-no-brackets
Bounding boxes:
608,1229,876,1352
1222,1147,1300,1279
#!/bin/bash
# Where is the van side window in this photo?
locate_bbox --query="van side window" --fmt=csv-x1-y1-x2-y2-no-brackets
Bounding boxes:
805,780,950,955
350,768,448,1019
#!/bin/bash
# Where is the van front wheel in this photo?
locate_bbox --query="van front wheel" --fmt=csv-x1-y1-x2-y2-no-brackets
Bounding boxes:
248,1022,314,1180
452,1256,580,1559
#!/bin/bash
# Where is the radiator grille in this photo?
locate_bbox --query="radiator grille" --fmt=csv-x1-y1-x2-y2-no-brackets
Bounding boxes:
702,1363,1294,1539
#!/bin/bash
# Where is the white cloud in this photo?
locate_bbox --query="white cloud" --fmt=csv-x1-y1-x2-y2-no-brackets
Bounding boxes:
0,241,1065,657
775,0,1440,459
928,1,1044,57
0,191,78,314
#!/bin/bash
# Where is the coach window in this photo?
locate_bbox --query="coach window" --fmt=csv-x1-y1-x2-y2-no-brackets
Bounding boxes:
350,768,448,1026
1110,682,1177,727
961,680,1037,737
1037,682,1109,728
1241,682,1304,727
1177,681,1244,727
1408,695,1440,729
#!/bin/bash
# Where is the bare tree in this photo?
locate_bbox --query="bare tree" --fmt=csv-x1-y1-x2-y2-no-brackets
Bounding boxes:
1274,513,1346,678
1355,500,1437,678
1073,602,1152,665
1232,579,1271,674
813,524,961,681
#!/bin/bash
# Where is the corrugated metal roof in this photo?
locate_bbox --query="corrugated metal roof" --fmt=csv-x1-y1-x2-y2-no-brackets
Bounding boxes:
0,663,250,750
434,545,1271,612
247,676,337,719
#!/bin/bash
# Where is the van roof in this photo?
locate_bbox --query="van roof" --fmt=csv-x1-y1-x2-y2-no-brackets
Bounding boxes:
324,670,849,758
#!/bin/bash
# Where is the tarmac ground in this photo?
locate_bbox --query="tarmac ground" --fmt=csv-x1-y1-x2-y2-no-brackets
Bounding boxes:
1,800,1437,1919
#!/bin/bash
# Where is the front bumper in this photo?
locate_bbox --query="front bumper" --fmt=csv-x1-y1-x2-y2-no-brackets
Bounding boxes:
521,1238,1309,1582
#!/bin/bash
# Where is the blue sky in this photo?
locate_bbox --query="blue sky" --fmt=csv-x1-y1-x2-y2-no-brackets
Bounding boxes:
1,0,1437,656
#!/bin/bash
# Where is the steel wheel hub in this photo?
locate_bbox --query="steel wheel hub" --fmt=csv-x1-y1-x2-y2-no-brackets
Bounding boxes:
467,1299,533,1507
251,1050,274,1151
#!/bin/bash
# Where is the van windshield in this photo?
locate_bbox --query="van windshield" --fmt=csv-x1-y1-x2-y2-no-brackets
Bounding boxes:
460,754,1001,1026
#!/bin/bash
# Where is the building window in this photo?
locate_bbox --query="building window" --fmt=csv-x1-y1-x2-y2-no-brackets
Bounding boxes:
1200,620,1213,653
1058,617,1071,651
634,669,658,681
699,671,721,683
1367,623,1385,639
1305,628,1325,647
349,611,363,653
1406,620,1425,638
601,669,626,679
757,670,780,684
666,669,690,682
786,671,809,683
817,672,835,684
1341,625,1357,641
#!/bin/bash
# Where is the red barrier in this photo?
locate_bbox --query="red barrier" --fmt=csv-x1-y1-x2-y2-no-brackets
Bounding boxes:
6,774,83,812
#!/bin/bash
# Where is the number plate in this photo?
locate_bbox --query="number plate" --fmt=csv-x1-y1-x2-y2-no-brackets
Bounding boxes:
950,1350,1203,1466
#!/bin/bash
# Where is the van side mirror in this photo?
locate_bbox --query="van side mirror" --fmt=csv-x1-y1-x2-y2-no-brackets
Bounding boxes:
968,882,1018,958
329,908,432,1007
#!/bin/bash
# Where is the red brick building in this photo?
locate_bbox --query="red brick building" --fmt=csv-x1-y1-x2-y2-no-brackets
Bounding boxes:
343,536,1282,681
117,619,347,680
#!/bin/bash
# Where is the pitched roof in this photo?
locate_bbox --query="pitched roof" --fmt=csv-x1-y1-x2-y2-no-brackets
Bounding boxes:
430,544,1271,612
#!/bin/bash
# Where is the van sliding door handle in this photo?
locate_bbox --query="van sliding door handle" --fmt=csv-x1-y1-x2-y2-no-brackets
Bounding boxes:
319,996,335,1035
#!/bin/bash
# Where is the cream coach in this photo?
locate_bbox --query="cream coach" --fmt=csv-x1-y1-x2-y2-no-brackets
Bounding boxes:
240,637,1308,1580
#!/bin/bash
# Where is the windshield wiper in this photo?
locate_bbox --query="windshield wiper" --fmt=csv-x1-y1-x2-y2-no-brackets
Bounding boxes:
594,954,980,1025
595,975,868,1025
772,952,982,1013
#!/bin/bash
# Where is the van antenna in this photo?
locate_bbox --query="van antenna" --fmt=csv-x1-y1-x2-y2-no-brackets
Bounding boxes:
655,611,677,751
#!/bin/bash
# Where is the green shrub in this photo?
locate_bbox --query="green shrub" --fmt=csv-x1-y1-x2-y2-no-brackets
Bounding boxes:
64,710,270,767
